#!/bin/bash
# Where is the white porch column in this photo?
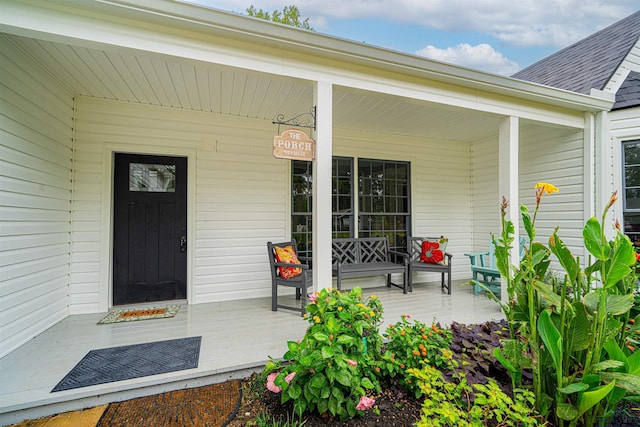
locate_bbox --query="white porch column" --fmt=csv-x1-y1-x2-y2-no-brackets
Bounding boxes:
594,111,613,234
498,116,520,304
583,113,596,226
313,81,333,290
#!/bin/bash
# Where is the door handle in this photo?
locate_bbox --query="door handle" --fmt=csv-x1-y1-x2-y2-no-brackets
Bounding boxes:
180,235,187,252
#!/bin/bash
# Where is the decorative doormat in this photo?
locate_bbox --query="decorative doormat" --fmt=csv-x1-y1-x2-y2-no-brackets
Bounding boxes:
97,380,242,427
97,305,181,324
52,336,201,392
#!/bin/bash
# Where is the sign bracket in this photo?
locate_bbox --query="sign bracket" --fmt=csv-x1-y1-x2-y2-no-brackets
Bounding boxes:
273,106,316,133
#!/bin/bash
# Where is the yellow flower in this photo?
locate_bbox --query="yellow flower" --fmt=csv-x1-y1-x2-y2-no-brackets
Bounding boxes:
535,182,559,195
313,315,321,323
369,311,375,317
337,306,343,311
370,294,377,299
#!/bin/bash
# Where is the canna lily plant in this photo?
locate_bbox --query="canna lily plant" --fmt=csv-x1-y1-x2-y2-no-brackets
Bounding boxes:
491,183,640,427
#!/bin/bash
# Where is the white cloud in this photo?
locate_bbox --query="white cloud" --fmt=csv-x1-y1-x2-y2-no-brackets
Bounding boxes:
203,0,636,48
416,43,520,75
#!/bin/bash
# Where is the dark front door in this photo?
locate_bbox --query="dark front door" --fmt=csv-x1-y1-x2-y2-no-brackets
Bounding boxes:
113,153,187,305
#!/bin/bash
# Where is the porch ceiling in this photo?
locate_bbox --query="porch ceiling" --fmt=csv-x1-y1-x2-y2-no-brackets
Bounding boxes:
6,33,500,141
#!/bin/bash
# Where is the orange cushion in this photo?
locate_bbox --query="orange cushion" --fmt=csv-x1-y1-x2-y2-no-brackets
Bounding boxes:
420,238,448,264
274,245,302,279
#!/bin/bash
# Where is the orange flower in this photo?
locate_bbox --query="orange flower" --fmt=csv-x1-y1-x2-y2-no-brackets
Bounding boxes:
400,330,406,336
412,349,420,356
400,364,405,369
535,182,559,204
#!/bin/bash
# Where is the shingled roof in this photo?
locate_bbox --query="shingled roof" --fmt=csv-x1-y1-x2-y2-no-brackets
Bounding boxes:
512,11,640,110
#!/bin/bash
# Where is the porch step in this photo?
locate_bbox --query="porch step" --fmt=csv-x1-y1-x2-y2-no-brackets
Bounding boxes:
0,363,263,427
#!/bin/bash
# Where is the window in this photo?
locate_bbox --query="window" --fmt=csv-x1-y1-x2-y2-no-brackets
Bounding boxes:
358,159,410,254
332,157,354,238
291,157,411,259
292,161,313,259
623,140,640,248
291,157,354,259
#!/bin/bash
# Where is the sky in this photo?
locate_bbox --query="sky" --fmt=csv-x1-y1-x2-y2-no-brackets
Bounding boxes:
187,1,639,76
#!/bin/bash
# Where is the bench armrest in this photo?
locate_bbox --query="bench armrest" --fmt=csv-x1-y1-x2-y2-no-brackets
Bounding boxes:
388,250,409,261
464,251,487,266
273,261,309,270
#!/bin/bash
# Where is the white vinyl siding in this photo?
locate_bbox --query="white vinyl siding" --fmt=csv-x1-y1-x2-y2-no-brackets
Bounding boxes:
469,124,586,263
605,41,640,93
0,37,73,358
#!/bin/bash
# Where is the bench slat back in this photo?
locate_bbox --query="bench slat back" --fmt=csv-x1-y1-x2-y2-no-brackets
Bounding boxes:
332,237,390,264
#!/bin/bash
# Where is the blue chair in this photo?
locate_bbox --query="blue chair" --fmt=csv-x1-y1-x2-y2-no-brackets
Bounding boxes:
464,236,526,296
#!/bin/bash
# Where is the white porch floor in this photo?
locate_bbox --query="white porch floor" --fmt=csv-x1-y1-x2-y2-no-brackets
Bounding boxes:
0,280,504,426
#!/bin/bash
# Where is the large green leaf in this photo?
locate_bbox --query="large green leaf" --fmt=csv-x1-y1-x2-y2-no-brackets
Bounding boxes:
294,398,307,418
558,383,589,394
568,302,592,352
556,402,579,421
604,264,632,289
628,349,640,375
321,346,335,359
493,347,518,373
521,205,535,241
335,370,352,387
600,372,640,393
606,293,635,315
549,231,579,282
583,217,607,261
603,339,627,367
592,360,625,372
533,279,568,314
538,309,563,371
578,380,616,416
313,332,330,343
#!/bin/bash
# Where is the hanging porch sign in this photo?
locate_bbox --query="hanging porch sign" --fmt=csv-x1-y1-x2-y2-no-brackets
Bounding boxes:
273,129,315,161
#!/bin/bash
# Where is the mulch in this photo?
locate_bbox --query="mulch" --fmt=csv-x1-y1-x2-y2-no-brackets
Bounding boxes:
97,380,241,427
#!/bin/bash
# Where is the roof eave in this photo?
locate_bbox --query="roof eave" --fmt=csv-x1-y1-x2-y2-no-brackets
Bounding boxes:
5,0,616,113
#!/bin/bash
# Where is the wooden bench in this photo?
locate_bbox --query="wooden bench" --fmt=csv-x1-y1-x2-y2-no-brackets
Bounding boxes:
407,236,452,294
332,237,408,293
464,236,526,296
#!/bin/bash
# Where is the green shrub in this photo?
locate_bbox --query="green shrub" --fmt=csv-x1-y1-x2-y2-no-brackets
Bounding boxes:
410,360,542,426
493,184,640,426
379,314,452,397
264,287,383,420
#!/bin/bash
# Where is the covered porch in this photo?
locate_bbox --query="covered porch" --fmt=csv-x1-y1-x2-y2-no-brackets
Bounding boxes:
0,2,615,423
0,281,502,425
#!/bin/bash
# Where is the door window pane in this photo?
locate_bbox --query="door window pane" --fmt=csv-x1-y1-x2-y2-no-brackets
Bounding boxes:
129,163,176,192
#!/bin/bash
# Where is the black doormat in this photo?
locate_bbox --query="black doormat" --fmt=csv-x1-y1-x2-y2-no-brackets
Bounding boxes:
52,336,201,392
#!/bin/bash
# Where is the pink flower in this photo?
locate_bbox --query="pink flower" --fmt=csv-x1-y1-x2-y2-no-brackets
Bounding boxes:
285,372,297,383
346,359,357,367
266,372,281,393
356,395,375,411
308,292,318,303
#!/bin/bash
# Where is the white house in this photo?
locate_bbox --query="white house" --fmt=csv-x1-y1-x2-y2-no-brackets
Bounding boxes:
0,0,616,359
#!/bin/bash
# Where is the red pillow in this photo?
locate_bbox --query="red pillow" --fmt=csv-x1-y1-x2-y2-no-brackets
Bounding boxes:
274,245,302,279
420,239,447,264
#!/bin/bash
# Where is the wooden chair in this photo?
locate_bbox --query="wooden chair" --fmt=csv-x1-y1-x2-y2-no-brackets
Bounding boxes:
267,239,313,316
464,236,526,296
407,236,452,294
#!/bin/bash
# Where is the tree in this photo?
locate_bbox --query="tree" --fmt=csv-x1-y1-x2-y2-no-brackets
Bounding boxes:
246,5,313,30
